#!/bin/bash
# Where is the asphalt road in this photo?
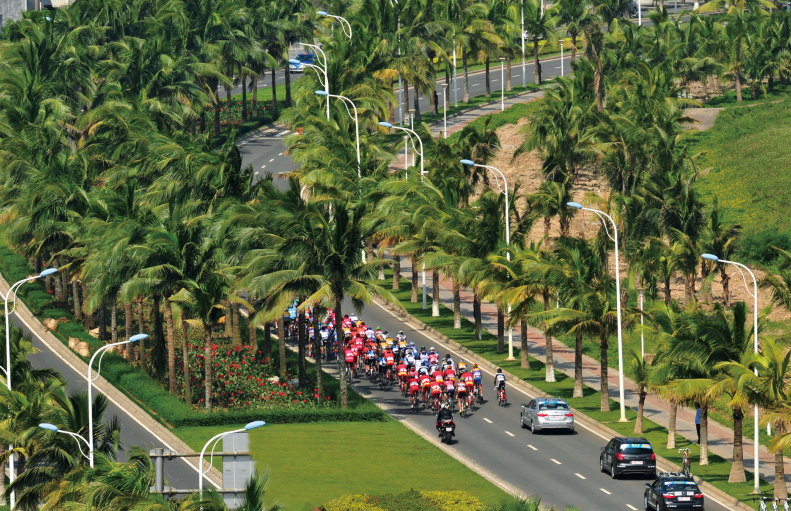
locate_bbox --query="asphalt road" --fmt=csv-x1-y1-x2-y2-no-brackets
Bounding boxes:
337,295,734,511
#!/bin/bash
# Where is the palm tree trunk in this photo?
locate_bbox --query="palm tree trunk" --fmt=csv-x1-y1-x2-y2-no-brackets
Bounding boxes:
388,77,395,123
252,73,258,113
506,56,512,91
573,330,583,398
73,280,82,321
0,444,6,505
214,85,221,137
520,319,530,369
111,296,118,343
60,257,69,308
242,77,248,122
544,292,555,382
721,271,731,308
204,324,213,410
453,281,461,329
413,85,421,121
262,322,270,359
410,256,419,303
497,307,504,353
571,33,578,63
600,331,610,412
164,298,176,395
334,296,349,408
664,278,672,305
775,422,788,498
285,64,292,104
473,290,482,341
403,81,409,125
232,303,241,347
667,400,677,449
298,306,307,389
734,70,743,102
534,40,542,84
224,300,233,337
124,301,133,358
99,302,107,341
594,56,604,112
138,297,144,334
53,261,63,302
277,320,287,379
200,109,206,133
83,291,94,329
463,47,470,103
485,57,491,97
700,403,709,465
225,85,232,133
34,255,42,274
313,314,324,401
182,318,191,405
729,407,746,483
634,390,646,434
432,271,440,317
393,255,400,290
271,67,278,107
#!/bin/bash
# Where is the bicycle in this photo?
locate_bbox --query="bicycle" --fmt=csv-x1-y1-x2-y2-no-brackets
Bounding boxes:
753,497,780,511
496,386,507,406
345,366,353,384
410,392,420,412
467,390,475,412
678,448,691,475
475,383,484,404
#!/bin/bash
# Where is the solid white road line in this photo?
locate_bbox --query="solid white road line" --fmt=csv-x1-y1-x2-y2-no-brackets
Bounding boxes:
483,418,493,424
527,444,537,450
627,505,638,510
505,431,515,437
550,458,561,465
600,489,611,495
575,473,586,479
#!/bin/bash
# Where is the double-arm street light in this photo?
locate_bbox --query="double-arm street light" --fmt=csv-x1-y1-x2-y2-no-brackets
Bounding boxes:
316,91,360,177
702,253,760,494
461,160,515,360
199,421,266,494
317,11,352,39
4,267,58,508
292,42,329,119
567,202,628,423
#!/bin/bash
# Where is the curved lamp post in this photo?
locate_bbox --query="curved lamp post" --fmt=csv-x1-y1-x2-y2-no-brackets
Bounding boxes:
199,421,266,494
4,267,58,507
294,42,330,119
702,253,760,494
567,201,627,423
317,11,352,39
87,333,148,467
378,121,423,179
316,91,360,177
461,160,514,360
39,423,91,463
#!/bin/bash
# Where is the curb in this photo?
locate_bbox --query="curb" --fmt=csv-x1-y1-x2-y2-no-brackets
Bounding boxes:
0,274,224,488
373,297,751,511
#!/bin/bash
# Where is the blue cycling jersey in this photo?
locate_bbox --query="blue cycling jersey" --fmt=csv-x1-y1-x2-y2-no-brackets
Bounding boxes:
472,369,482,381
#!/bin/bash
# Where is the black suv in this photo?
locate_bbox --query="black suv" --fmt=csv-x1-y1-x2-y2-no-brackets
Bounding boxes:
644,472,704,510
599,436,656,479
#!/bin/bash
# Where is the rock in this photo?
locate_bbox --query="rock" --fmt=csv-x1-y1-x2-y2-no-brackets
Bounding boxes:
43,318,59,332
88,327,100,339
68,337,80,350
76,342,91,358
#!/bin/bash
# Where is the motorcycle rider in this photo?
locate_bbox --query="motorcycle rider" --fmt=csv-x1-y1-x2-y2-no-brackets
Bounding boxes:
435,403,455,438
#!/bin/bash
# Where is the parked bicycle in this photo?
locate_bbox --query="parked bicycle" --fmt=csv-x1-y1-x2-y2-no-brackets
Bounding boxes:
754,496,782,511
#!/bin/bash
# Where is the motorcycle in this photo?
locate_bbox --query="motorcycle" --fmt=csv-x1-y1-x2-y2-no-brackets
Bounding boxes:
438,419,456,444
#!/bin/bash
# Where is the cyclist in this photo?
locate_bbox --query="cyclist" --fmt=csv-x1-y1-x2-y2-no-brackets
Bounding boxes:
396,330,407,343
408,372,421,406
429,379,444,411
494,368,506,402
419,347,429,365
344,345,357,378
461,367,475,407
350,313,359,324
420,372,432,403
341,314,352,329
418,360,430,376
445,354,455,368
375,326,384,340
428,348,439,366
458,361,467,372
432,365,445,382
443,363,456,382
365,326,376,341
404,347,416,367
472,363,483,399
456,375,468,412
384,347,396,382
396,360,409,391
365,345,377,376
377,353,388,383
444,376,456,405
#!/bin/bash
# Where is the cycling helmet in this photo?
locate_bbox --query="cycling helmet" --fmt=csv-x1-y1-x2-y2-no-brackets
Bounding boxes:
445,354,451,360
458,362,467,370
421,346,426,350
440,403,448,410
376,326,381,330
473,363,478,368
497,368,502,373
384,331,388,335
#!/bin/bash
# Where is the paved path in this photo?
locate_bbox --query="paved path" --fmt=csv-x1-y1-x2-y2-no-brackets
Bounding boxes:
686,108,722,131
397,257,791,489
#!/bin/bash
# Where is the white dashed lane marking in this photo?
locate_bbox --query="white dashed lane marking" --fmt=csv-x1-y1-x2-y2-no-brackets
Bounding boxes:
269,158,274,162
626,505,638,510
527,445,537,450
550,459,561,465
600,489,611,495
505,431,515,437
279,152,283,155
261,165,266,169
483,418,493,424
575,473,586,479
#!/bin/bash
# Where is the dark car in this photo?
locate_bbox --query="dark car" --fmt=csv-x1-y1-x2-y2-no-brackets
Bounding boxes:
599,436,656,479
644,473,705,510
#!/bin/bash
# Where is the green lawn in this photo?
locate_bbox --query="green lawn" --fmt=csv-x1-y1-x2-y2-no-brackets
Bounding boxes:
382,270,776,509
175,419,508,511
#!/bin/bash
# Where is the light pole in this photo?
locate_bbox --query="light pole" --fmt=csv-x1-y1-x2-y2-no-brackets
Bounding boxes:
316,11,352,39
701,253,760,494
567,201,628,423
637,287,645,359
315,91,360,177
521,0,526,88
461,160,514,360
199,421,266,494
378,121,423,178
560,40,564,77
499,57,505,111
293,42,329,119
39,423,91,463
453,45,459,107
4,267,58,506
441,83,448,138
88,333,148,467
638,0,642,25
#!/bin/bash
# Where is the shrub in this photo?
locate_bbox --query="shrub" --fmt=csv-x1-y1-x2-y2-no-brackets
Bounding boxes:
323,494,384,511
738,230,791,265
377,490,439,511
420,491,486,511
323,492,486,511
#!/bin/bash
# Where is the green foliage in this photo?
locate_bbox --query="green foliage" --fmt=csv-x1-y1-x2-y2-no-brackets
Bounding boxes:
422,491,487,511
446,101,541,144
323,491,486,511
739,231,791,266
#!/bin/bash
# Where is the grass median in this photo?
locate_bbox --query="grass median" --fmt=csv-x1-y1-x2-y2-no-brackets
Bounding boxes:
381,269,775,509
176,419,509,511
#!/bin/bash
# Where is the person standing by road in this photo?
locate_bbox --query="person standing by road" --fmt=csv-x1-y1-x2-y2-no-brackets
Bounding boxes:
695,404,701,444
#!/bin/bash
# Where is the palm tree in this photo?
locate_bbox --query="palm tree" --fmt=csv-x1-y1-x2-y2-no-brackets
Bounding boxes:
701,197,741,307
523,0,558,84
630,350,652,434
557,0,591,63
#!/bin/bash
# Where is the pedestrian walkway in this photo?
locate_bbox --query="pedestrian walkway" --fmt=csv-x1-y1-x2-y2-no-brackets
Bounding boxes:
397,257,791,487
391,90,544,170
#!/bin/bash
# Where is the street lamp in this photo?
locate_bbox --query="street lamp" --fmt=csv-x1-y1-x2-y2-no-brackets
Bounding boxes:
39,423,91,463
637,286,645,359
701,253,760,494
4,266,58,506
378,121,423,178
315,91,360,177
87,333,148,467
441,83,448,138
560,40,564,77
567,201,628,423
294,42,329,119
461,160,514,360
521,0,526,88
199,421,266,494
316,11,352,39
499,57,506,111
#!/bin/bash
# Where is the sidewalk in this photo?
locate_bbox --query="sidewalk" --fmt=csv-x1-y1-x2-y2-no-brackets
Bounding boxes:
397,257,791,487
391,90,544,169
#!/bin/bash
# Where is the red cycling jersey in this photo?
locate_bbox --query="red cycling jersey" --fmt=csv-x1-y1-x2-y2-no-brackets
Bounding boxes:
461,371,475,387
432,370,444,381
397,364,408,377
385,353,395,366
444,368,456,379
428,353,439,364
430,381,444,395
420,374,431,388
444,380,455,391
409,377,420,394
344,349,356,363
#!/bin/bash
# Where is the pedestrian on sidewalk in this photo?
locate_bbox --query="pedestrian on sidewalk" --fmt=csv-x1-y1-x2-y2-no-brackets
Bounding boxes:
695,404,701,444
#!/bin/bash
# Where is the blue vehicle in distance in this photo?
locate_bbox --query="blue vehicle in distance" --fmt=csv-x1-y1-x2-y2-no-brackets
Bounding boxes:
289,53,315,73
